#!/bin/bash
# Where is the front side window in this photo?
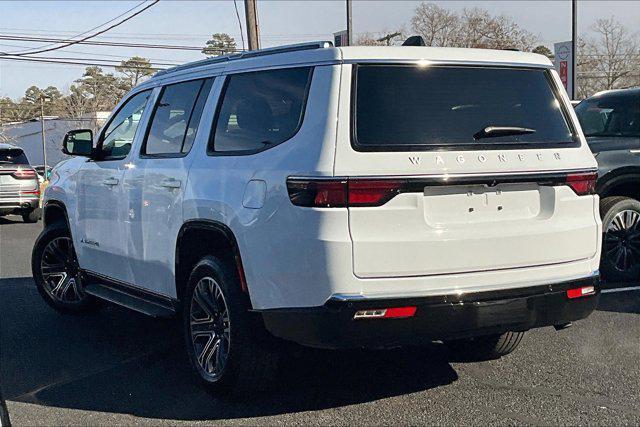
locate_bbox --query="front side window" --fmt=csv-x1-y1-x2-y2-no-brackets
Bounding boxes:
575,93,640,138
353,65,576,151
211,67,313,153
98,90,151,160
143,78,213,156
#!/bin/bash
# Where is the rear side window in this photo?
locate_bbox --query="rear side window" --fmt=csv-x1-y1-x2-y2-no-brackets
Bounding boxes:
143,78,214,156
210,67,313,153
0,149,29,165
575,93,640,137
353,65,576,151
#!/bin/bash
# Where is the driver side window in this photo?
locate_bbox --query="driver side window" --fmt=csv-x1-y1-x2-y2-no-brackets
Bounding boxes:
98,90,151,161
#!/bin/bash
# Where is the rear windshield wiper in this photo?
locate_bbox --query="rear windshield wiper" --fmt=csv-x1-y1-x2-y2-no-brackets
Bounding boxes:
474,126,536,140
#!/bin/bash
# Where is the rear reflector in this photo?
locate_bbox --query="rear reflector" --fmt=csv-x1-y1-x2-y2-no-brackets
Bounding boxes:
565,172,597,196
354,306,417,319
566,286,596,299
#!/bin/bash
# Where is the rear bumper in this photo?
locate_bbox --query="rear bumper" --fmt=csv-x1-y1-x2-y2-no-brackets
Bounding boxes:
260,275,599,349
0,197,39,213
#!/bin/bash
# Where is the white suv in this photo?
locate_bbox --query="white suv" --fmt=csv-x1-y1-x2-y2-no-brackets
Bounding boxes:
32,42,601,394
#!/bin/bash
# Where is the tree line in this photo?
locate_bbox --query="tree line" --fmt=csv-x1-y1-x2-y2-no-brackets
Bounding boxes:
1,2,637,126
357,3,639,98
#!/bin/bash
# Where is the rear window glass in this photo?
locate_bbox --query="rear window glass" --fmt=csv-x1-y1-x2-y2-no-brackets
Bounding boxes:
575,93,640,138
0,149,29,164
353,65,575,151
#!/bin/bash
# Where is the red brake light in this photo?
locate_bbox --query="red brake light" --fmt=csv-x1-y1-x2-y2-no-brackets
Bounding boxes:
287,178,403,208
12,168,37,179
287,179,347,207
565,172,596,195
348,180,402,207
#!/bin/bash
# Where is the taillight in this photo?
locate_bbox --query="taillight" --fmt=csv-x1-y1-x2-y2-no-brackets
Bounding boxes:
349,180,402,207
12,168,37,179
287,178,402,208
287,179,348,208
565,172,597,195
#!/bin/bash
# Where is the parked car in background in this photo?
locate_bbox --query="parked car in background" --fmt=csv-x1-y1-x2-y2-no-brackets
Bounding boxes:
34,165,52,182
575,87,640,282
0,143,40,223
33,42,601,395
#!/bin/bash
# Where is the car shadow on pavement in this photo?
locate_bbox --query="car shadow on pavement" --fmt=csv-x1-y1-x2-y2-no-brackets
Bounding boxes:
1,277,458,421
0,216,23,225
596,290,640,314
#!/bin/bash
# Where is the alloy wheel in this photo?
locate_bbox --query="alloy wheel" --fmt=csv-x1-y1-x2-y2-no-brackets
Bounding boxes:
40,236,85,303
604,209,640,273
190,276,231,381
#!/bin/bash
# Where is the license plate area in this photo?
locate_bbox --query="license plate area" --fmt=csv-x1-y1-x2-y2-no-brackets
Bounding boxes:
423,183,542,225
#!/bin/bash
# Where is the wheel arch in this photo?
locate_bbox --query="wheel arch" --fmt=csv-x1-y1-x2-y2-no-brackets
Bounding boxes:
597,169,640,201
175,220,249,303
43,200,71,230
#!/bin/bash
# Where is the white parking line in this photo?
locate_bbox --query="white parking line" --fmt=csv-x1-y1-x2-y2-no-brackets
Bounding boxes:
601,286,640,294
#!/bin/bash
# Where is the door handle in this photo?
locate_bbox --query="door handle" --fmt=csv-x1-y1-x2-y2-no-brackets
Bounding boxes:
102,177,119,186
160,178,181,189
629,149,640,154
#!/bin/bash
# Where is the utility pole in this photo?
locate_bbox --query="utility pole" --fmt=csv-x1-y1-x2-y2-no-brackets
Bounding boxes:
40,96,48,181
377,32,401,46
346,0,353,46
571,0,577,100
244,0,260,50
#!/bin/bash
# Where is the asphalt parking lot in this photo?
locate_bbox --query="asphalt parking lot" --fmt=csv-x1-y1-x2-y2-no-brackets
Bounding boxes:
1,218,639,425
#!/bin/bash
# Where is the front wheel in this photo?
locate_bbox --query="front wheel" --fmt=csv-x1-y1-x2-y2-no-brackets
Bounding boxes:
182,256,279,396
32,224,99,313
445,331,525,361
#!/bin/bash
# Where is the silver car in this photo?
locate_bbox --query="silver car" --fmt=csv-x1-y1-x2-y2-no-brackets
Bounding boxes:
0,143,40,223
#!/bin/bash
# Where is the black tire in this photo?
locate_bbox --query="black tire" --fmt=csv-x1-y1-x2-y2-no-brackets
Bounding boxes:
22,209,40,223
445,331,525,361
600,196,640,283
32,223,100,314
182,255,279,396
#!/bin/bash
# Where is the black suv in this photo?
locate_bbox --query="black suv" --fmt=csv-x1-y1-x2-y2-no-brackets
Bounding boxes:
575,87,640,282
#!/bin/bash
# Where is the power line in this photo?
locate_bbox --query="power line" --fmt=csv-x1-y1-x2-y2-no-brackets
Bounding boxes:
0,35,245,52
0,55,169,71
3,0,160,56
6,1,149,54
233,0,246,51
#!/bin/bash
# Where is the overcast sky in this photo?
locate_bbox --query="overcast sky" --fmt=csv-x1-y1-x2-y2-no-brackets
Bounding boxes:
1,0,639,99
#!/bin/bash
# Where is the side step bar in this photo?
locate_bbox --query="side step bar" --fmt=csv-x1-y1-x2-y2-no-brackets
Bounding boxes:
83,272,177,318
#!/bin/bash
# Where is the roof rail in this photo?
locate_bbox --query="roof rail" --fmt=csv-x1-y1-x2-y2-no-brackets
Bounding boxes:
154,41,333,78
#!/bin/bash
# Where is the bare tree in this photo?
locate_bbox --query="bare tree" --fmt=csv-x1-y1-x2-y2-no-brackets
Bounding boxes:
577,17,639,98
411,3,460,47
410,2,535,50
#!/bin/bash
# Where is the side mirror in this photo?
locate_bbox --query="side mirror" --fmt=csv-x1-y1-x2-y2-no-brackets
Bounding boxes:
62,129,93,157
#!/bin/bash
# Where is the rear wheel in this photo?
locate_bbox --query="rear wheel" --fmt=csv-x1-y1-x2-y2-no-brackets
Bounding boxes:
445,331,525,361
182,256,279,396
22,208,40,223
600,196,640,283
32,224,99,313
